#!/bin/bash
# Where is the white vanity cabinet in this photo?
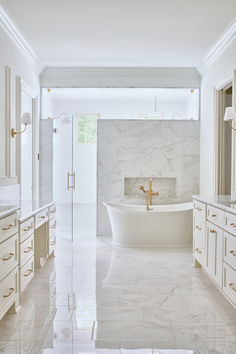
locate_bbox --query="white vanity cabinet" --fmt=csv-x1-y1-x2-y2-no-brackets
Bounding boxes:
18,217,34,293
193,197,236,308
0,210,19,320
206,222,223,288
193,200,206,266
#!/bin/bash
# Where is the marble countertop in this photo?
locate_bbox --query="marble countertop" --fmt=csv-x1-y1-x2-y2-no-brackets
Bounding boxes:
193,194,236,215
0,205,20,219
18,200,55,223
0,199,55,222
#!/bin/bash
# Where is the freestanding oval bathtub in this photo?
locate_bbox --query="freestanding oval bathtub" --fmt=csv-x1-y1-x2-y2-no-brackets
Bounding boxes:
103,202,193,247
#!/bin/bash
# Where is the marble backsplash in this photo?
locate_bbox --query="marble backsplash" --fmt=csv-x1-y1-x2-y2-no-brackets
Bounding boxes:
97,119,200,236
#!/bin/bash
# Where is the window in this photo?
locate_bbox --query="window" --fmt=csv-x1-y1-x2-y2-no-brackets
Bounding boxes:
75,114,98,144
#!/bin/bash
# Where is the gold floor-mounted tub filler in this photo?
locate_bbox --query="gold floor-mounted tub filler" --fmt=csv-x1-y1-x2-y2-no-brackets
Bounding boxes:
139,178,159,211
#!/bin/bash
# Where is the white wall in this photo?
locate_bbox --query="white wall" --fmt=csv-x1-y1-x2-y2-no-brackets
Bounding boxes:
0,26,40,197
200,39,236,195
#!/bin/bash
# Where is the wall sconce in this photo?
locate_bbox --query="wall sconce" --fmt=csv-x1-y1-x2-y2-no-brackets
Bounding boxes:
11,112,32,138
224,107,236,131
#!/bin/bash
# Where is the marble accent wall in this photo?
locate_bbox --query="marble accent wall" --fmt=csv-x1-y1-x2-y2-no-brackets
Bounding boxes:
97,120,200,236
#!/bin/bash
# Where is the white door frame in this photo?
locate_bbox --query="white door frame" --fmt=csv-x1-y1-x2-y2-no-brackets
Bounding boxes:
214,75,234,195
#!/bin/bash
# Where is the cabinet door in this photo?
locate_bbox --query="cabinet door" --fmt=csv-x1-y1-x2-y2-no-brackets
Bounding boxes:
206,222,223,287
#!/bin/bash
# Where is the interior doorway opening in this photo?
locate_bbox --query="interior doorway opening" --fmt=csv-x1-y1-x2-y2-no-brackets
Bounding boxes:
216,83,232,195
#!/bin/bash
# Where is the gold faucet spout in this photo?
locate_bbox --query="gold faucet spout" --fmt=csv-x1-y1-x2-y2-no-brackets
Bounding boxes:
138,179,159,211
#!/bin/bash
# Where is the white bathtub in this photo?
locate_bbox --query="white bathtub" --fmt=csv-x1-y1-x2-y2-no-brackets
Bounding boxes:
103,202,193,247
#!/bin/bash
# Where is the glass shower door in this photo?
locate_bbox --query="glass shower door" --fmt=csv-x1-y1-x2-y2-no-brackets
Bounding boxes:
53,115,74,241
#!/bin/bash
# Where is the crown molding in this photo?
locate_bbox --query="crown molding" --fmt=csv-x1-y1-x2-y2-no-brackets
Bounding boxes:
0,5,43,72
204,18,236,67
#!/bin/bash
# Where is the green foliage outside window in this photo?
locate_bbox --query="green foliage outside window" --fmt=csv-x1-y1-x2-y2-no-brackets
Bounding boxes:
75,115,97,143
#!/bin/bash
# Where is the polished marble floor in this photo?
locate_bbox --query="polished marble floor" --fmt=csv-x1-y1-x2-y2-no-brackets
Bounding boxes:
0,208,236,353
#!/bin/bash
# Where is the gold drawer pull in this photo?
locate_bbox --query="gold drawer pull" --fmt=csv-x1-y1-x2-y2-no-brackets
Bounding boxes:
230,223,236,228
196,207,202,211
40,215,46,219
210,229,216,234
50,240,56,246
229,283,236,291
24,269,32,277
24,247,32,253
3,252,14,261
3,288,14,298
195,248,202,254
211,214,217,217
2,224,13,231
229,250,236,256
23,225,32,232
196,225,202,231
50,208,56,213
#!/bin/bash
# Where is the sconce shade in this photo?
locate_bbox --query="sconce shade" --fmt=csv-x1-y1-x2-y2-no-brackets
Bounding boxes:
21,112,31,125
224,107,236,121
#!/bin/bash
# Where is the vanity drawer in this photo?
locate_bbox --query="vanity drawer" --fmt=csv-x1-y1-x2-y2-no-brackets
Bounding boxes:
224,232,236,270
0,213,18,243
49,204,56,220
20,256,34,293
49,218,56,236
48,233,56,256
0,266,18,320
207,205,224,227
224,212,236,236
0,233,18,282
19,234,34,268
19,217,34,243
223,262,236,306
35,209,48,229
193,200,206,222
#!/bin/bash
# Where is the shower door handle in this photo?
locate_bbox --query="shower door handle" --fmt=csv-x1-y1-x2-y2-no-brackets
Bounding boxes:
67,172,76,190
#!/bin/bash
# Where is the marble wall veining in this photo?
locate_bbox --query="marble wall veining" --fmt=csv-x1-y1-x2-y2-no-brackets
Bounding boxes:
97,120,200,236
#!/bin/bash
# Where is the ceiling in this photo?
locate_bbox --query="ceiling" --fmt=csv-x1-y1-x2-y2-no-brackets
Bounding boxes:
0,0,236,67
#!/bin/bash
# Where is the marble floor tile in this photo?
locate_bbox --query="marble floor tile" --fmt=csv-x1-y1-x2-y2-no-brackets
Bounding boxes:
0,218,236,353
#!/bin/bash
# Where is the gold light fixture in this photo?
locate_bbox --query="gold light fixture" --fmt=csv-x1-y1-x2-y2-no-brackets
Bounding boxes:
224,107,236,131
11,112,31,138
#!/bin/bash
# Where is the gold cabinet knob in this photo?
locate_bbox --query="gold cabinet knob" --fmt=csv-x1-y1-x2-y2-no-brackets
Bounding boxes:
24,247,32,254
3,252,14,261
229,283,236,291
210,229,216,234
3,288,14,298
229,250,236,256
2,224,13,231
24,269,33,277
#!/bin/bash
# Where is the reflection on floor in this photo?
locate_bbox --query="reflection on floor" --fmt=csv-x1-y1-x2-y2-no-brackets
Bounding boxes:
0,223,236,352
